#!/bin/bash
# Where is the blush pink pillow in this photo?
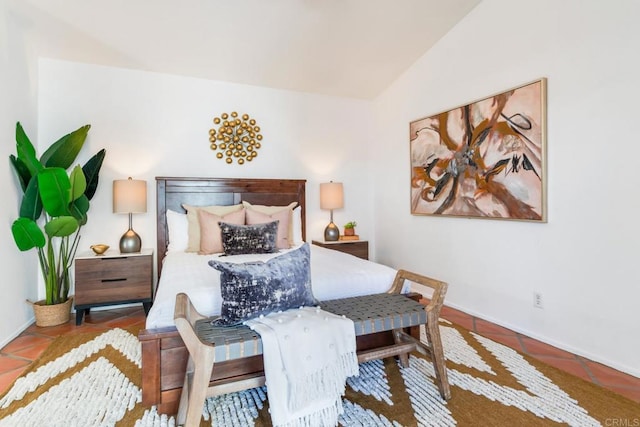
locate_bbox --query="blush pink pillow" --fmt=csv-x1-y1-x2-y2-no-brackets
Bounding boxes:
198,208,246,254
245,208,291,249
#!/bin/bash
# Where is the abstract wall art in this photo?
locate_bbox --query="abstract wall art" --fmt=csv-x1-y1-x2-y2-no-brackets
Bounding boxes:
410,78,547,222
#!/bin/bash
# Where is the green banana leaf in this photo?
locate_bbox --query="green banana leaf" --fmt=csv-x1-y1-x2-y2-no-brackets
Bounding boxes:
69,195,89,226
19,177,43,220
69,165,87,201
38,168,72,217
40,125,91,169
44,216,79,238
82,149,106,200
15,123,42,177
9,154,32,193
11,218,46,251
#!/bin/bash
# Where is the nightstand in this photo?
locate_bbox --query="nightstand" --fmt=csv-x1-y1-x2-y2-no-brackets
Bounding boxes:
312,240,369,260
74,248,153,325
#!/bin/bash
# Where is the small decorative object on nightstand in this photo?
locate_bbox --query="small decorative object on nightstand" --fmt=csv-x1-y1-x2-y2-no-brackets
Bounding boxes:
343,221,357,235
74,248,153,325
312,239,369,260
90,244,110,255
342,221,358,239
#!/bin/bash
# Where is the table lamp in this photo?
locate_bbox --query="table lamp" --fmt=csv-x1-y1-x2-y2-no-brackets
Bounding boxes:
113,177,147,253
320,181,343,241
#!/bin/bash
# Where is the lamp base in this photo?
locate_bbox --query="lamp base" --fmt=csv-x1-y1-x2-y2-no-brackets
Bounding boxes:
120,228,142,253
324,222,340,241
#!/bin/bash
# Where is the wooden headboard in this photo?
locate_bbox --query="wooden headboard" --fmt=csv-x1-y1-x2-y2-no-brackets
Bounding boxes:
155,177,306,277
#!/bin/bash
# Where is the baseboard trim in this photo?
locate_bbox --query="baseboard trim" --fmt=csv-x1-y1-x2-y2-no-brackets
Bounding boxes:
443,300,640,379
0,316,35,350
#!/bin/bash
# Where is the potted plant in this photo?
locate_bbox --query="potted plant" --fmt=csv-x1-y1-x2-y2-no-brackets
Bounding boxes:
343,221,357,236
10,122,105,326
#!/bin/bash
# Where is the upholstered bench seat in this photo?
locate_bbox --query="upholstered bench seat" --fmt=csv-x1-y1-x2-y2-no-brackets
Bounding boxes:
321,293,427,335
193,321,262,362
192,292,428,363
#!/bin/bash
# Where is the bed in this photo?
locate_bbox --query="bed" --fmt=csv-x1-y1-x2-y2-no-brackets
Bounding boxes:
139,177,402,414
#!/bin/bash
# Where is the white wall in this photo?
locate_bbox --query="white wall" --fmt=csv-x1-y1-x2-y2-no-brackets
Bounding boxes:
372,0,640,377
0,1,40,348
35,59,376,292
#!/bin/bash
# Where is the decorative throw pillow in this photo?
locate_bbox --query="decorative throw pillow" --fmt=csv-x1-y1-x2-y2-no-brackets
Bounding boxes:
242,201,297,247
219,220,279,255
291,206,304,246
209,243,316,325
245,208,290,249
183,204,244,252
198,208,246,254
166,209,189,253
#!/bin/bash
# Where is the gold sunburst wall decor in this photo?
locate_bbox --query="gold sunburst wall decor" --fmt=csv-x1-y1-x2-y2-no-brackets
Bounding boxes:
209,112,263,165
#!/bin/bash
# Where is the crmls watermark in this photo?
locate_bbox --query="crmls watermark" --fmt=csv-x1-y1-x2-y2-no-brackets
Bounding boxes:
605,419,640,427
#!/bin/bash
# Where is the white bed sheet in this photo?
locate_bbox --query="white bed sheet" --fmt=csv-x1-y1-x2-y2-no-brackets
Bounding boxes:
145,244,400,329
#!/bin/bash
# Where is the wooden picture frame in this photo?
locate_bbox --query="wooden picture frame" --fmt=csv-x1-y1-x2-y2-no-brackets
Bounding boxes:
410,78,547,222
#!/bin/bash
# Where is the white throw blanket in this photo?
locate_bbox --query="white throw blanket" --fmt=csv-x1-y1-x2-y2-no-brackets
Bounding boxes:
245,307,359,427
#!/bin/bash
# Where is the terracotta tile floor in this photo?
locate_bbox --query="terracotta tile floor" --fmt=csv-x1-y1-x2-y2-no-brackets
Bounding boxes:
0,306,147,395
0,305,639,405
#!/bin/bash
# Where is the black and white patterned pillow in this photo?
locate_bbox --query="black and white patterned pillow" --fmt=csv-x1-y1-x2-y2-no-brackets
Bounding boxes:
218,220,279,255
209,243,317,325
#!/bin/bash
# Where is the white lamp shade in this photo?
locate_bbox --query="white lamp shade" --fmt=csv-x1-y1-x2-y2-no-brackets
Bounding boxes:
320,182,344,210
113,178,147,214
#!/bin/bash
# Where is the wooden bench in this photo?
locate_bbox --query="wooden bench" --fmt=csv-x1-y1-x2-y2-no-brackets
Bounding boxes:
174,269,450,426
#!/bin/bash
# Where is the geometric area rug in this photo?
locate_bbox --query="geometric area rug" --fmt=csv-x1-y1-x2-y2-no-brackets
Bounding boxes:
0,320,638,426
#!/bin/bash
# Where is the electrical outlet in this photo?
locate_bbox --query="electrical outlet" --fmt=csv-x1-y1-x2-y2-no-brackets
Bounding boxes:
533,292,543,309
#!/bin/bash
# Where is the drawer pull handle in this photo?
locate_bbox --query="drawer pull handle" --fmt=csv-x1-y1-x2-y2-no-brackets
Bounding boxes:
101,278,127,283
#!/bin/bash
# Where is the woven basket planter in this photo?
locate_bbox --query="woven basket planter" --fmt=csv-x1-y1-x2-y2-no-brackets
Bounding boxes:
29,297,73,327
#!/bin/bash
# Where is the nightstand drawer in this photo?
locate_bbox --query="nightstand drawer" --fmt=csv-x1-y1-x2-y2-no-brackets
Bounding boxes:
75,255,150,281
312,240,369,260
337,242,369,259
75,254,152,305
74,278,150,305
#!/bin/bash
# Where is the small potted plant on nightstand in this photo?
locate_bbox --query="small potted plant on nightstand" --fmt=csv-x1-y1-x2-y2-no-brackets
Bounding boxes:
343,221,357,236
9,122,105,327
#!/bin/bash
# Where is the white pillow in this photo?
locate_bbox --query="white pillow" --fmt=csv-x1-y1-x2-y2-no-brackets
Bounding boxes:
292,206,304,245
166,209,189,253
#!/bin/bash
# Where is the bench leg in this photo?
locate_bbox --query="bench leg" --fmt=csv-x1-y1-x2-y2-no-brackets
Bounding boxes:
393,329,410,368
423,320,451,400
176,357,193,425
180,346,216,427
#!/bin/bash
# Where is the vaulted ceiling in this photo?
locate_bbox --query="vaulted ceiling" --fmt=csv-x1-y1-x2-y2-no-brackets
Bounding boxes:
11,0,480,99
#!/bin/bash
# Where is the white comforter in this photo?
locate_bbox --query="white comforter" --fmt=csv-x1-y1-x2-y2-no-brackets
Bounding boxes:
145,244,400,329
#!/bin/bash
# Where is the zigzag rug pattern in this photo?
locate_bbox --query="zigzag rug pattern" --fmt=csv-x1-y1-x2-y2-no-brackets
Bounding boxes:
0,321,637,426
